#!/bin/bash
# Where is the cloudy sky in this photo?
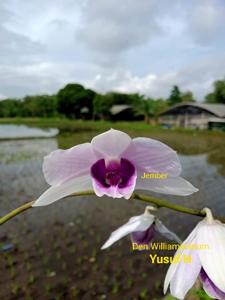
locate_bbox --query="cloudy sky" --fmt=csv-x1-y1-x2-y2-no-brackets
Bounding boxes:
0,0,225,101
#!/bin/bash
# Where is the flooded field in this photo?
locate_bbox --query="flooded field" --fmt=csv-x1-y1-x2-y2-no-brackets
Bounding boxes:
0,124,225,300
0,125,59,139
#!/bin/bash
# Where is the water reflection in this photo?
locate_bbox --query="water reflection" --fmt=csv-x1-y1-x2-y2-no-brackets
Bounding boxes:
0,138,58,164
0,124,58,139
0,138,58,214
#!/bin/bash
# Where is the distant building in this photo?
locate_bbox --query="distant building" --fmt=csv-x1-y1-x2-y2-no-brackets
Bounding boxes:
110,104,143,121
159,103,225,130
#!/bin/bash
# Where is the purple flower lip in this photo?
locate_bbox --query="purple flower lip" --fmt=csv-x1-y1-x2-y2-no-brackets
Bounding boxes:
131,223,156,245
200,268,225,299
91,158,135,188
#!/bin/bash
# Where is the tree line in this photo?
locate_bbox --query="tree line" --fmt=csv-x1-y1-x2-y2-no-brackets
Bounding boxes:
0,78,225,121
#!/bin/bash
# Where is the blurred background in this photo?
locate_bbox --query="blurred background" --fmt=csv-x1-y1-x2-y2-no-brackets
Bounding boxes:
1,0,225,299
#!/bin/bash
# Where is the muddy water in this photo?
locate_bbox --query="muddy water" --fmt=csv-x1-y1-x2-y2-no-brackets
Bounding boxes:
0,130,225,300
0,124,58,139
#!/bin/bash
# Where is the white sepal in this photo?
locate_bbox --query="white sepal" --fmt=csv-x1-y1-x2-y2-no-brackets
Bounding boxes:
101,213,155,250
155,219,182,244
135,176,198,196
33,175,92,206
164,224,199,296
197,220,225,293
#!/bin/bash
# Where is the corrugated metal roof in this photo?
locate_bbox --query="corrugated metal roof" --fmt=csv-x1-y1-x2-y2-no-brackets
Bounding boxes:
195,103,225,117
161,102,225,117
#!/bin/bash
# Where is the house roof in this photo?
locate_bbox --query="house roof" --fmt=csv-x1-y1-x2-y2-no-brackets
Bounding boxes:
160,102,225,118
110,104,132,115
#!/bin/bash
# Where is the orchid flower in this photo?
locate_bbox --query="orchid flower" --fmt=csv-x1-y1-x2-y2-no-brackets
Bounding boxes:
101,206,181,249
33,129,198,206
164,208,225,300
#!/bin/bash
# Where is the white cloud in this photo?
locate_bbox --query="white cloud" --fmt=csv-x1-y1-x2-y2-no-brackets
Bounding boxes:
77,0,163,54
188,0,225,45
87,54,225,100
0,61,102,97
0,0,225,100
0,2,43,66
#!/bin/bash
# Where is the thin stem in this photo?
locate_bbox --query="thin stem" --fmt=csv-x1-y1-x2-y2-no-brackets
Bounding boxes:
1,191,225,226
0,201,35,225
0,191,95,226
133,193,205,217
133,193,225,223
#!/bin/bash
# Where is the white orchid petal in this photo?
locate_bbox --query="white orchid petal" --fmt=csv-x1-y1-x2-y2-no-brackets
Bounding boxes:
155,219,182,244
170,248,201,299
123,137,181,176
101,213,155,250
197,220,225,293
136,176,198,196
164,224,199,295
91,129,131,158
43,143,96,185
33,175,92,206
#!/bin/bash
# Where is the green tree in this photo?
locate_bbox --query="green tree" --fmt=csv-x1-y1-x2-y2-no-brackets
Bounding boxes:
0,99,22,117
22,95,57,117
205,79,225,104
205,93,215,103
135,97,152,124
134,97,168,124
93,94,111,120
168,85,182,106
106,92,131,105
57,84,95,118
129,93,146,108
153,98,169,122
181,91,195,103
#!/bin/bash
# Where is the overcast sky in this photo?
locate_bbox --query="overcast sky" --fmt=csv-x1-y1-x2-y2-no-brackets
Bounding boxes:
0,0,225,101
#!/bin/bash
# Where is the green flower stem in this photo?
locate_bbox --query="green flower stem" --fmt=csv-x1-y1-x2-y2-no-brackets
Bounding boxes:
133,193,205,216
133,193,225,222
0,191,94,226
1,190,225,226
0,201,35,225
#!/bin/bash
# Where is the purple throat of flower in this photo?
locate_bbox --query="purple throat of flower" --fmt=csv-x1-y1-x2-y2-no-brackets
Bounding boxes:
91,158,135,188
131,224,156,245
